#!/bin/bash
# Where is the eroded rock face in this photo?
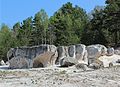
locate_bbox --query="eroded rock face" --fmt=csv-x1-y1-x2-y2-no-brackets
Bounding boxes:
7,44,120,69
58,44,88,66
9,57,29,69
33,51,58,67
75,44,88,64
86,44,107,65
88,59,104,69
114,50,120,55
98,54,120,67
7,45,58,69
107,47,114,56
56,46,68,65
60,57,78,66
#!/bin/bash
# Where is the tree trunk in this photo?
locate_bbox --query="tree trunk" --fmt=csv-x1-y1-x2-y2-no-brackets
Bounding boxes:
114,31,118,45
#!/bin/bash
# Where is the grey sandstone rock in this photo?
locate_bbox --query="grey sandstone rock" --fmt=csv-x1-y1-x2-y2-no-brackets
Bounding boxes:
60,57,78,67
86,44,107,65
7,45,58,69
68,45,75,57
98,54,120,67
0,60,6,66
75,44,87,62
75,63,88,71
107,47,114,56
114,50,120,55
56,46,68,65
9,57,29,69
7,43,120,69
58,44,88,67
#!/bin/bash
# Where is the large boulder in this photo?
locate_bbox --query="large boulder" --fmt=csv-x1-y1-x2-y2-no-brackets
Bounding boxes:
98,54,120,67
114,50,120,55
9,57,29,69
7,45,58,69
60,57,78,67
86,44,107,65
88,59,104,69
0,60,6,66
107,47,114,56
58,44,88,67
33,45,58,68
56,46,68,65
75,63,88,71
114,47,120,55
75,44,88,64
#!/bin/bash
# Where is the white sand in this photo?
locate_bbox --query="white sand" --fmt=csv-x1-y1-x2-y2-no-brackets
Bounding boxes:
0,66,120,87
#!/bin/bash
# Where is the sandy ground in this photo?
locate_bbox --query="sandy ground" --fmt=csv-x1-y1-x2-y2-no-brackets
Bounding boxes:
0,65,120,87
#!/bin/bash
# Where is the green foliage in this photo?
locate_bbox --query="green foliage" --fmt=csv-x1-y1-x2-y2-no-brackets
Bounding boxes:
82,1,120,46
0,1,120,61
81,6,108,45
104,0,120,45
50,2,88,46
33,9,49,45
0,24,17,61
22,17,33,45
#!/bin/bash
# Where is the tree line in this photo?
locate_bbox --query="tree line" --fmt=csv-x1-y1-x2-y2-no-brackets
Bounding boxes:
0,0,120,61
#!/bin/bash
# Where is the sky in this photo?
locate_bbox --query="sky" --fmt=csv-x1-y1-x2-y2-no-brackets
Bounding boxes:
0,0,106,28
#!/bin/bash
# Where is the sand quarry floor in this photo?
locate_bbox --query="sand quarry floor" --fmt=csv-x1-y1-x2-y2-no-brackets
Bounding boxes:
0,65,120,87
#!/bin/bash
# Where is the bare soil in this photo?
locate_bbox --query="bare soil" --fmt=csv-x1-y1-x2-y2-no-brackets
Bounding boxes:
0,66,120,87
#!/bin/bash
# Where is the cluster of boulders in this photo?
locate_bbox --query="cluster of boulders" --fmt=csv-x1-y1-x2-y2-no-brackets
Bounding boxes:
7,44,120,69
7,45,58,68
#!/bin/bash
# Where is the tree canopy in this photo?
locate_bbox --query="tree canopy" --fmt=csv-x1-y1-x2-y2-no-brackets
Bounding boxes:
0,1,120,61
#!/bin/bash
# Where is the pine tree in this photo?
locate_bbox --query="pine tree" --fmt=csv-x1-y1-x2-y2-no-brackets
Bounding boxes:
33,9,49,45
104,0,120,45
21,17,33,46
50,2,88,46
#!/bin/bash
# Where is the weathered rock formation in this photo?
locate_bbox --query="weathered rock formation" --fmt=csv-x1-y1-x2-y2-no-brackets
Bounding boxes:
57,44,88,67
86,44,107,65
114,50,120,55
7,45,58,69
107,47,114,56
87,45,120,68
98,54,120,67
0,60,6,66
7,44,120,69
